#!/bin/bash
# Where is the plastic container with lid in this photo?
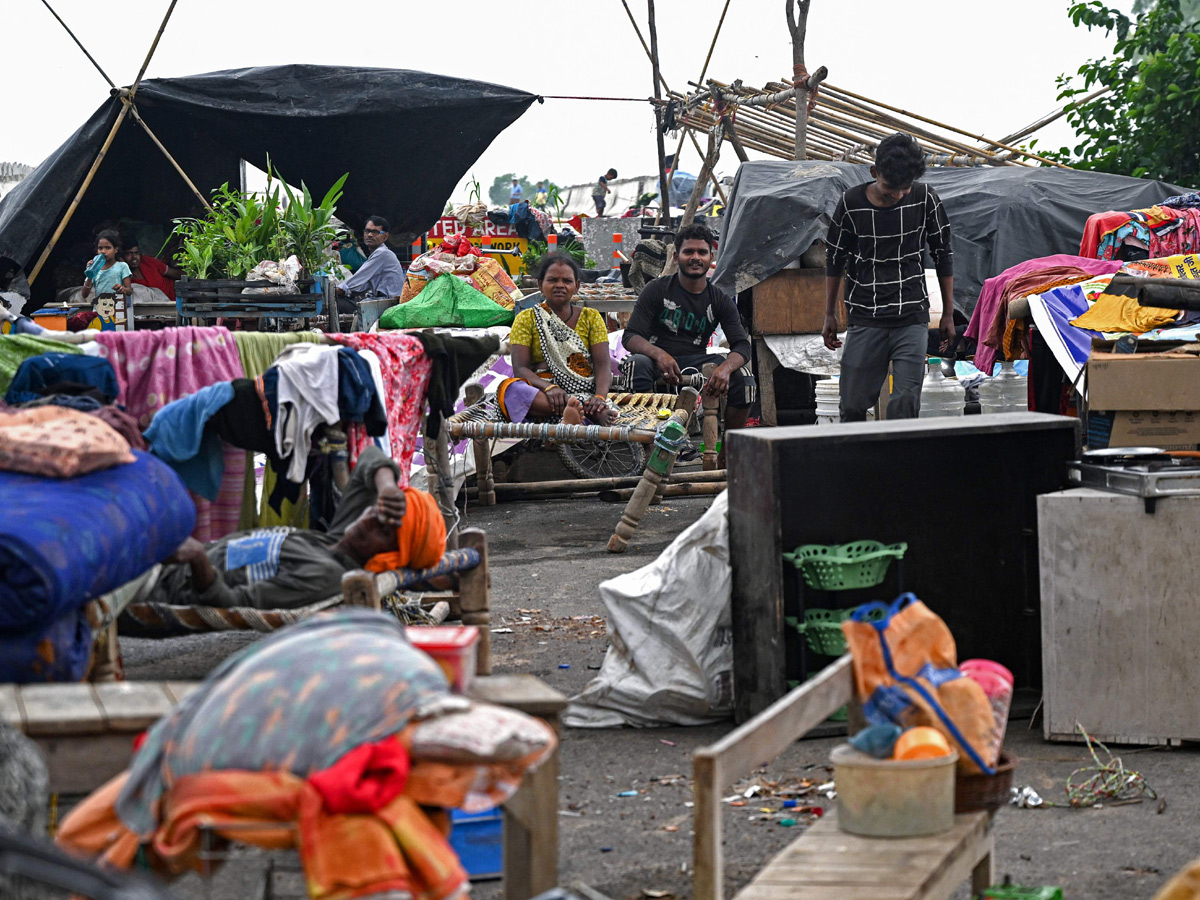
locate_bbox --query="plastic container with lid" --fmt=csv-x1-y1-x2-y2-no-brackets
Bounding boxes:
918,357,965,418
831,742,958,837
408,626,480,693
978,361,1029,414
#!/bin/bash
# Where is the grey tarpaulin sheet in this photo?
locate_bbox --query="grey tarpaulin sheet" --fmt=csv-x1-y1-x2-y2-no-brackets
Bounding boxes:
712,161,1193,317
0,65,536,305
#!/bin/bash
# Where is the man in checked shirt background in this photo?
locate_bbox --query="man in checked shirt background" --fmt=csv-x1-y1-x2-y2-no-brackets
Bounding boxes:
822,133,956,421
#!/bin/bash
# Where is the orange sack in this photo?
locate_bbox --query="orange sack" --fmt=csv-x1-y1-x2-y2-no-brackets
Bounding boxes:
841,593,998,774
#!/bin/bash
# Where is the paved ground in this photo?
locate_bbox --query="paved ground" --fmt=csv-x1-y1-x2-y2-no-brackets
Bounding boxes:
118,485,1200,900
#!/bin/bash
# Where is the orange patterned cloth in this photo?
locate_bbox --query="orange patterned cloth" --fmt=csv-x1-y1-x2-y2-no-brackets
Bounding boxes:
58,727,555,900
0,406,134,477
365,487,447,574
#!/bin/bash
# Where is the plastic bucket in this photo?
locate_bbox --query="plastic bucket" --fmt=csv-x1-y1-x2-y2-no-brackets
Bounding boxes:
831,743,958,837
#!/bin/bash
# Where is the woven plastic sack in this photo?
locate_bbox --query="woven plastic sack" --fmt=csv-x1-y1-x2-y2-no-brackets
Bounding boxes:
380,274,514,329
842,593,997,774
466,257,522,310
564,492,732,727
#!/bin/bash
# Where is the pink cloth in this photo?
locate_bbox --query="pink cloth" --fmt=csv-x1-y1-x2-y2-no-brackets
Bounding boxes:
327,333,430,486
965,255,1124,375
93,327,247,541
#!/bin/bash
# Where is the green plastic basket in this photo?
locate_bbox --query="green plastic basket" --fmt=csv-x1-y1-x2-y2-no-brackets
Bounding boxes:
786,604,888,657
782,540,907,591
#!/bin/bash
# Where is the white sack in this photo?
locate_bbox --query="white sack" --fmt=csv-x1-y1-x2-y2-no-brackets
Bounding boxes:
564,491,733,728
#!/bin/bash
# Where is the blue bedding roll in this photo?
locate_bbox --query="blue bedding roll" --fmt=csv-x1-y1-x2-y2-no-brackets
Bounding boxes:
0,451,196,631
0,608,93,683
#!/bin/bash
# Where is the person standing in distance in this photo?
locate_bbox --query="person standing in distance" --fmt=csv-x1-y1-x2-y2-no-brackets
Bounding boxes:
509,178,523,205
822,133,955,421
592,168,617,215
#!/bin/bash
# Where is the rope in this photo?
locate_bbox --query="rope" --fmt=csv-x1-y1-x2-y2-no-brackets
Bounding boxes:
539,95,665,103
1016,723,1158,809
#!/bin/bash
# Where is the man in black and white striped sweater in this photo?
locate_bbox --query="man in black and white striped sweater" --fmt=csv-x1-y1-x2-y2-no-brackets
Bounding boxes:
822,133,955,421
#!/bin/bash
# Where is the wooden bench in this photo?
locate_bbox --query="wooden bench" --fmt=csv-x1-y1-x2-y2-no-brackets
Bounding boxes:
2,673,565,900
692,655,995,900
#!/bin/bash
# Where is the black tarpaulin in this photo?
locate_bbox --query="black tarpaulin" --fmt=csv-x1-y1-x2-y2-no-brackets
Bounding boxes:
712,161,1194,316
0,64,536,304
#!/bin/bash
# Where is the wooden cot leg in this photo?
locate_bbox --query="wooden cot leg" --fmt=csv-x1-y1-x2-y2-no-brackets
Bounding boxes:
90,621,124,683
608,391,697,553
754,337,779,427
473,438,496,507
701,362,720,471
341,570,382,611
971,832,996,896
458,528,491,676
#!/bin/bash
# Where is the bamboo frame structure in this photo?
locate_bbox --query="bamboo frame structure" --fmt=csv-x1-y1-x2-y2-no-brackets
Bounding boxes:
677,78,1072,169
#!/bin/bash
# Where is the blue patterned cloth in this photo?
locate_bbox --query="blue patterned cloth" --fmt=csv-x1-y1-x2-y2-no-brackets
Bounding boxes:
390,547,482,589
0,450,196,632
0,607,92,683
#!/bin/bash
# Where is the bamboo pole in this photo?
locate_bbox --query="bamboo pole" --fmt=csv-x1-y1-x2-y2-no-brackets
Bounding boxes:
131,0,179,97
599,483,725,503
995,85,1110,146
127,106,213,211
821,84,1070,168
466,469,728,500
27,101,132,285
648,0,671,220
39,0,116,89
662,0,733,208
617,0,727,206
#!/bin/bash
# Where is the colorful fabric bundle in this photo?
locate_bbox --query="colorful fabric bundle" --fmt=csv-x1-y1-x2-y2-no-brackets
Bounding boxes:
327,332,432,485
0,607,93,683
94,327,246,541
364,488,447,574
0,406,134,477
0,450,195,631
5,352,119,405
57,610,556,900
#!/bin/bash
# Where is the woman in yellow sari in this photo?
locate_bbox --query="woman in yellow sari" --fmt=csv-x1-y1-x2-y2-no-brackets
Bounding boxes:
498,253,618,426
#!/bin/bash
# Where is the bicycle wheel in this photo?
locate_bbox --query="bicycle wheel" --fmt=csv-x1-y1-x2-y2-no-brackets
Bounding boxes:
557,439,646,479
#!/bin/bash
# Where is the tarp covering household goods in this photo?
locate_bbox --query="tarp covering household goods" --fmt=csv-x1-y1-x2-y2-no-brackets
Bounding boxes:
713,161,1192,317
0,65,537,304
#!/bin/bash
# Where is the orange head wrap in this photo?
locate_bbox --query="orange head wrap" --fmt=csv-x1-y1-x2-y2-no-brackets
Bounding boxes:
364,488,447,573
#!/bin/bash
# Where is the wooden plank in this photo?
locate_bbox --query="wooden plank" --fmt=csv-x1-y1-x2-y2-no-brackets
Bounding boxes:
735,811,992,900
751,269,845,336
458,528,492,676
92,682,175,731
692,752,724,900
502,745,560,900
699,656,852,798
754,339,779,428
469,675,568,719
19,684,105,736
0,684,24,728
164,681,202,705
34,733,139,794
727,430,786,722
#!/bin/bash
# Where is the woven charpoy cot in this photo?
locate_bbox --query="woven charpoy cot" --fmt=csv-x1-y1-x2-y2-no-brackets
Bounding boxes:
449,390,680,432
119,547,482,637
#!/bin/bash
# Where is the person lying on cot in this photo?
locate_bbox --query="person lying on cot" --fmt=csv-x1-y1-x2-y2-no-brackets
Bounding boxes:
111,447,446,614
500,252,618,426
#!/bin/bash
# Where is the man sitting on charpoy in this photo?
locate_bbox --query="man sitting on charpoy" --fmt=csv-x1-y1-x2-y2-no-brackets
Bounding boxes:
112,446,445,617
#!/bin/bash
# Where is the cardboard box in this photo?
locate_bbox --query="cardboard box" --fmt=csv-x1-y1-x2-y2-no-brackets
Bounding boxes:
1088,351,1200,411
752,269,845,335
1107,410,1200,448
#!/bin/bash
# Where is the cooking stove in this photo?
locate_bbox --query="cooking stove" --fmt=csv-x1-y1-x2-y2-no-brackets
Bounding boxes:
1067,450,1200,512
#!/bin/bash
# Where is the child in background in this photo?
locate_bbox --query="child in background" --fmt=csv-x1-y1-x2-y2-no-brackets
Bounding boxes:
81,230,132,302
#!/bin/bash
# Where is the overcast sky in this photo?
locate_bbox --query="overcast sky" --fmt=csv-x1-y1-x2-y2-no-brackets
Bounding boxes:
3,0,1132,201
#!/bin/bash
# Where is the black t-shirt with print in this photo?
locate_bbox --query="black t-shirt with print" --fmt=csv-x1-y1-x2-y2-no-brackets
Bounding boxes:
623,273,753,361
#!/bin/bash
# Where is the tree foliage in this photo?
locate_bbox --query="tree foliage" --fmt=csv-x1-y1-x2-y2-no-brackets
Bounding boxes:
487,174,559,207
1054,0,1200,186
